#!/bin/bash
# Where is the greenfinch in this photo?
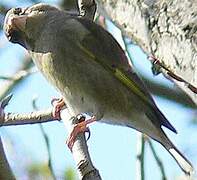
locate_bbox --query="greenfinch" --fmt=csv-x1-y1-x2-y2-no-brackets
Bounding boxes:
4,3,193,175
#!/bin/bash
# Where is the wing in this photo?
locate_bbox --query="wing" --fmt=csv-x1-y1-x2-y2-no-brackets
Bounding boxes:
73,17,176,133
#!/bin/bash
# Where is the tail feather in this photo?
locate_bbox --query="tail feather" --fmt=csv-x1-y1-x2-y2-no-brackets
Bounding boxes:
148,109,194,175
168,146,194,175
159,131,194,176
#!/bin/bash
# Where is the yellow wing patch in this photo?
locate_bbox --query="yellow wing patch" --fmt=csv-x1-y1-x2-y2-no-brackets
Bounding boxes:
78,43,149,105
114,69,149,103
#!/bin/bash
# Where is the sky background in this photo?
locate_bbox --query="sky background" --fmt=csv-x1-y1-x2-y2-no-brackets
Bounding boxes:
0,0,197,180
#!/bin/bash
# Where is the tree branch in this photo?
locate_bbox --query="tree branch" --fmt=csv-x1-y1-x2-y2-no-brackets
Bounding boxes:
141,76,196,109
0,93,101,179
97,0,197,104
136,133,145,180
0,104,102,179
32,99,56,180
123,33,196,109
148,139,167,180
149,56,197,94
1,108,55,126
0,57,33,101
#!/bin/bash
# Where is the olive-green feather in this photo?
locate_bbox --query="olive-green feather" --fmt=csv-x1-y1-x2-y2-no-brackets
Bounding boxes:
76,18,177,133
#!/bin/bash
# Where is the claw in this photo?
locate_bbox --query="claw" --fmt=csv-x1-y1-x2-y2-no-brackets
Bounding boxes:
76,115,91,140
66,115,96,151
51,97,66,120
85,127,91,141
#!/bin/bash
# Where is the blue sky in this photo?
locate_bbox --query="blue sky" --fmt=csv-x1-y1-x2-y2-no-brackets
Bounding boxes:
0,1,196,180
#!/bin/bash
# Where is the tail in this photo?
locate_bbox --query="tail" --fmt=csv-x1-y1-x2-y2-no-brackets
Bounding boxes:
147,109,194,175
159,131,194,176
168,146,194,175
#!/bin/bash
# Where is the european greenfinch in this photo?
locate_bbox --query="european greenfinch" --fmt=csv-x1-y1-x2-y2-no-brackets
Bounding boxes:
3,3,193,175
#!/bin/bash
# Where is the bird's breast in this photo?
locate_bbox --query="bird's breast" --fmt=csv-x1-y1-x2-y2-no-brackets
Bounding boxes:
30,41,139,124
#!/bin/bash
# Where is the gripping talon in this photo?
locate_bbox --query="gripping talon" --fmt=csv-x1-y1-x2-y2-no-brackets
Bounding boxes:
66,115,96,151
85,127,91,141
51,97,66,119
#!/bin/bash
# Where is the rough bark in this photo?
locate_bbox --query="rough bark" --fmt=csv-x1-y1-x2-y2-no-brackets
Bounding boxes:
97,0,197,104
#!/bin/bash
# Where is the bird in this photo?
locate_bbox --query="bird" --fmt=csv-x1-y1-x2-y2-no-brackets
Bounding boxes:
3,3,194,175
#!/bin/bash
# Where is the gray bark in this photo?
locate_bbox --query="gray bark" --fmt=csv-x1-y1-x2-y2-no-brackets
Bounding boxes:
97,0,197,104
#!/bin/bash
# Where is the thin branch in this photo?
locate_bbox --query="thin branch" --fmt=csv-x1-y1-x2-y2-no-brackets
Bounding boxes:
149,56,197,94
124,35,195,109
61,109,102,180
0,57,33,101
1,107,102,180
39,124,56,180
1,108,55,126
0,68,37,81
32,98,56,180
148,139,167,180
136,133,145,180
141,76,196,109
0,54,32,180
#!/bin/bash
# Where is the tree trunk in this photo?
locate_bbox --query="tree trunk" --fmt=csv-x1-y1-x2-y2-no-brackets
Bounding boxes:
97,0,197,104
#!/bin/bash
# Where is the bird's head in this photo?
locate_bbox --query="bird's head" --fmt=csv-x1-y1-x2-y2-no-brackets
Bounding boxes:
4,3,59,49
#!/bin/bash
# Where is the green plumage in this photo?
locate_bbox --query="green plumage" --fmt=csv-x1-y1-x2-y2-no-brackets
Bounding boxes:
4,3,193,175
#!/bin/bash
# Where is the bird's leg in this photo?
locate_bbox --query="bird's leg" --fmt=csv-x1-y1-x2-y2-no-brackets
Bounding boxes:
51,97,67,120
66,115,96,151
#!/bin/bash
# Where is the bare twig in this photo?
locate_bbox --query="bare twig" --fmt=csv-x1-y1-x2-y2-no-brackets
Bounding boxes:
147,139,167,180
32,98,56,180
149,56,197,94
1,107,102,180
0,68,37,81
1,108,54,126
0,54,32,180
61,109,102,180
123,39,195,108
141,76,196,109
0,97,102,180
0,57,33,101
136,133,145,180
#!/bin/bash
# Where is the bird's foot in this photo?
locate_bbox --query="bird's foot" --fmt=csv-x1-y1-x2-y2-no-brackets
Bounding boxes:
51,97,66,120
66,115,96,151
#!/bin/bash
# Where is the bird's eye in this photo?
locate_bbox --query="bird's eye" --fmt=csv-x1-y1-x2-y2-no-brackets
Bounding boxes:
13,8,22,15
